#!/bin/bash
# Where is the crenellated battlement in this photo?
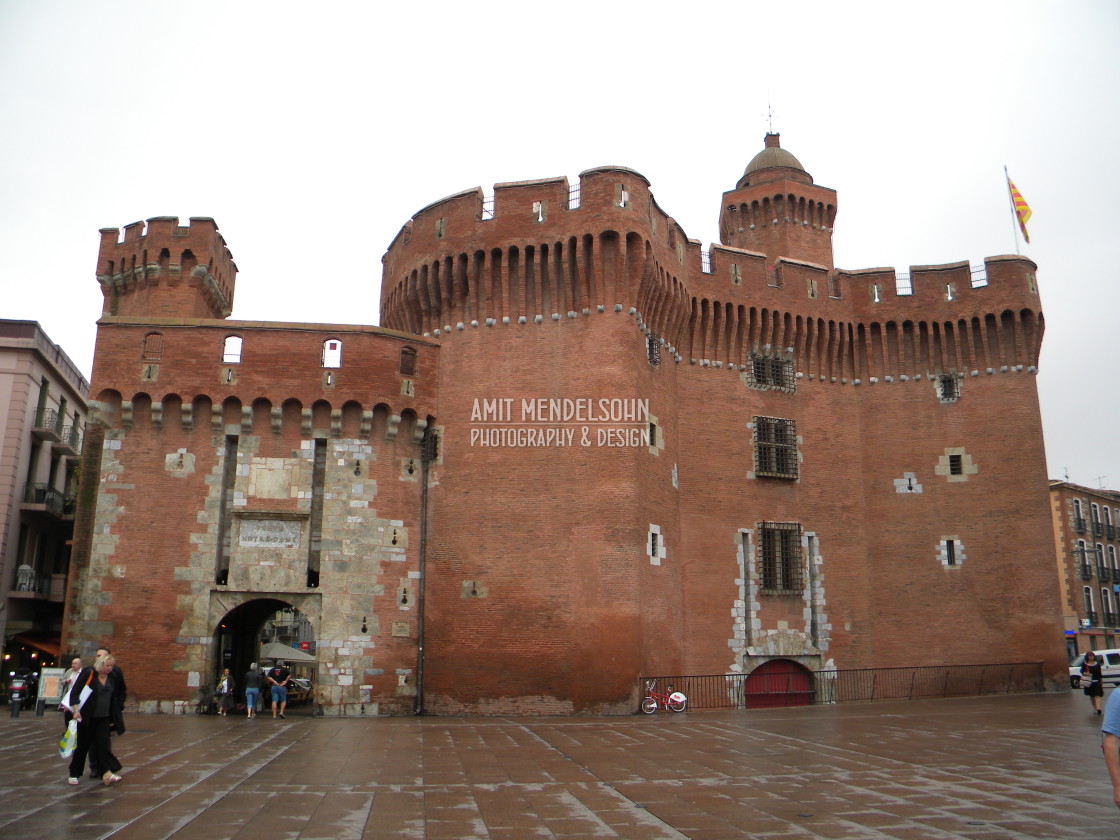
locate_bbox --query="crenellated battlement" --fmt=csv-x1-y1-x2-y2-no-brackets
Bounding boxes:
379,157,1043,387
97,216,238,320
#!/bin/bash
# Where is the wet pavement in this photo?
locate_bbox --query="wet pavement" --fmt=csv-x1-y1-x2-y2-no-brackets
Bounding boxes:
0,690,1116,840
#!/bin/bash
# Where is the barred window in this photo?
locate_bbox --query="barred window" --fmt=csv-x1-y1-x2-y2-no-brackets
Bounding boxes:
747,353,795,392
758,522,803,593
647,333,661,366
938,374,960,402
754,417,798,479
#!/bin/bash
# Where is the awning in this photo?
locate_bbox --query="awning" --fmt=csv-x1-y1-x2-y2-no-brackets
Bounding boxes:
13,633,61,658
258,641,316,663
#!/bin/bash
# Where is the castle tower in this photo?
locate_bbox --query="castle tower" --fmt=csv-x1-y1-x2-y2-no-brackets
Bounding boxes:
719,134,838,270
96,217,237,320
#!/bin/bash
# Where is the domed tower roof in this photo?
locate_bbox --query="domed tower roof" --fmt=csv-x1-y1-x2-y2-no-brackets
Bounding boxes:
737,133,813,189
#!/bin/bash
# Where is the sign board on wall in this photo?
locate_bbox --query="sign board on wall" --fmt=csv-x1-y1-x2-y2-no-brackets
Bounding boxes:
238,518,302,549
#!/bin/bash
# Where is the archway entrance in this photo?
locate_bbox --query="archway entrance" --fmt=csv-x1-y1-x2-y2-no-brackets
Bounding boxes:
213,598,317,716
743,659,814,708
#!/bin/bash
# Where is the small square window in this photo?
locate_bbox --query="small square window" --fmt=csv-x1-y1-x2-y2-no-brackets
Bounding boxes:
949,454,963,475
747,354,795,392
938,374,960,403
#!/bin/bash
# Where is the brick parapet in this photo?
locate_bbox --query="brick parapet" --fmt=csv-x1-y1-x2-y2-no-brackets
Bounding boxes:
97,217,237,320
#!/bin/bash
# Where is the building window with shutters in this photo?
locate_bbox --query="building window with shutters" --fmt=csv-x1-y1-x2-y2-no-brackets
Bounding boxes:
322,339,342,369
141,332,164,361
399,346,417,376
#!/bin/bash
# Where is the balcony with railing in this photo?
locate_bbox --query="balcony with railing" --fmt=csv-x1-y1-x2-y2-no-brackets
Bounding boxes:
31,407,62,442
1075,516,1087,534
21,483,68,518
1099,564,1112,583
1109,524,1117,541
9,564,67,602
1085,611,1100,626
1080,562,1094,580
1105,611,1119,627
55,424,82,456
1093,521,1105,538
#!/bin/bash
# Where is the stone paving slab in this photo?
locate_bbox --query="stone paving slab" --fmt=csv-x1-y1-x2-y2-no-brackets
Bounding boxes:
0,691,1117,839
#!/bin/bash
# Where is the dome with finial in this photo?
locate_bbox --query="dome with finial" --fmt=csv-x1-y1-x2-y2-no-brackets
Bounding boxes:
737,133,812,189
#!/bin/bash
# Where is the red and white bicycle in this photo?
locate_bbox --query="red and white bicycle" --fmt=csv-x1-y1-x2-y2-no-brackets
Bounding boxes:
641,679,687,713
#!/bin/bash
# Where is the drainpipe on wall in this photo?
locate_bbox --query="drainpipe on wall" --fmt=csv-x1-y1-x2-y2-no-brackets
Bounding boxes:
414,427,438,715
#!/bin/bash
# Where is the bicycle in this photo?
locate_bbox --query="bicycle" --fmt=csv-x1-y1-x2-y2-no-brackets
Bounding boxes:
641,679,687,713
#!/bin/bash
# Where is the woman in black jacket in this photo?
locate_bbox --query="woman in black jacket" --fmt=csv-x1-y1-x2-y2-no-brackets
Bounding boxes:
1082,651,1105,715
67,652,125,785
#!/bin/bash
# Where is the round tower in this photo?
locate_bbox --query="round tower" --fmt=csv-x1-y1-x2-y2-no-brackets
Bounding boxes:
381,169,691,713
97,216,237,320
719,134,838,270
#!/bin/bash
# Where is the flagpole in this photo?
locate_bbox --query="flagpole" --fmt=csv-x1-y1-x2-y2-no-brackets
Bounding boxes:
1004,165,1021,255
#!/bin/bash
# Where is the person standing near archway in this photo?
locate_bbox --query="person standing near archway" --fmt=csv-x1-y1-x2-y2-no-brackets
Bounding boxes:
243,663,262,718
266,660,291,719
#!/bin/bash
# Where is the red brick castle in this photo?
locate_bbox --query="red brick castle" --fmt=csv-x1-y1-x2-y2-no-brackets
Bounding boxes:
63,135,1066,714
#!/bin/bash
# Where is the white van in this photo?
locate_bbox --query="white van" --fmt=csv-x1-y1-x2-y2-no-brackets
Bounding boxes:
1069,650,1120,688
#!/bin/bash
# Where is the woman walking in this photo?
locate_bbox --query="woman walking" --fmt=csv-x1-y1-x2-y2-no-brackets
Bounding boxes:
214,668,235,716
243,663,262,718
1082,651,1105,715
68,652,125,785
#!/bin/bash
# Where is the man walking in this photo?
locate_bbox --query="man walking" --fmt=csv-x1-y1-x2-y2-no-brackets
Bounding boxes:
266,660,291,720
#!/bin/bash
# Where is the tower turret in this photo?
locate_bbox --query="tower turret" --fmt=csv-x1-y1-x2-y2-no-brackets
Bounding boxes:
97,216,237,320
719,134,837,270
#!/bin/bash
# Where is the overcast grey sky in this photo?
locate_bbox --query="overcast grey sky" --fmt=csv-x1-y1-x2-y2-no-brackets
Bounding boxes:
2,1,1117,488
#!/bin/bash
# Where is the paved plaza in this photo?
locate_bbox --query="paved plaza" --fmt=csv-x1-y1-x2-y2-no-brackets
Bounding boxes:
0,690,1117,840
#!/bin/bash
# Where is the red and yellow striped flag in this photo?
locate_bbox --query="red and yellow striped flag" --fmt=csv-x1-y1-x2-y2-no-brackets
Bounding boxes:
1008,177,1032,244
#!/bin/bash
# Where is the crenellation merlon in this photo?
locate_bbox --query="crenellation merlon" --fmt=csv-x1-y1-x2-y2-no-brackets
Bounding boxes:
96,216,238,320
836,255,1039,316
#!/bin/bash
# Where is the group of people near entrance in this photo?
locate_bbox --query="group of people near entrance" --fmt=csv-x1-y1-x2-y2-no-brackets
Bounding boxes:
214,660,297,719
59,646,127,787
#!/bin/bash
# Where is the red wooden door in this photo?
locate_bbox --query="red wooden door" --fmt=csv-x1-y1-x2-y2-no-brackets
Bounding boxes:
744,659,813,708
